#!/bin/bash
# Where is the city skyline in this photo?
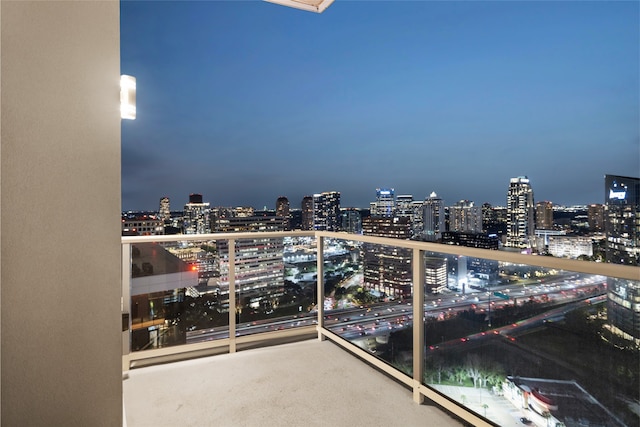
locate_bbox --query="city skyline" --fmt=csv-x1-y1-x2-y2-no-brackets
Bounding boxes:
121,1,639,211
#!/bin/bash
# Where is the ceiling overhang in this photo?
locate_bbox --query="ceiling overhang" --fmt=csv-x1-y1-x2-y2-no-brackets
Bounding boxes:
264,0,334,14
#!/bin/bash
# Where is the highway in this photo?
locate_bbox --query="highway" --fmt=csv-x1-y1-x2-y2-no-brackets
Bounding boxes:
186,272,606,344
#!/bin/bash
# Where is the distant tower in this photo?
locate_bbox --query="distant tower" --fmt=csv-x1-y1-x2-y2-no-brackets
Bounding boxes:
506,177,535,249
395,195,414,219
535,201,553,230
183,193,211,234
605,175,639,265
275,196,291,230
587,203,605,232
604,174,640,345
341,208,362,234
423,192,445,241
159,196,171,222
362,216,412,298
313,191,341,231
301,196,314,230
449,200,482,233
371,188,395,217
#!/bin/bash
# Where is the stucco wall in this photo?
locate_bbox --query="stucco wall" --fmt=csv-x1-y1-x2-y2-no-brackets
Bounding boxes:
1,1,122,425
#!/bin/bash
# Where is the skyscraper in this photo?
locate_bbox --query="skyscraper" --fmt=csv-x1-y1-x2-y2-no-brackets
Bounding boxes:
604,175,639,265
183,193,211,234
301,196,314,231
423,192,445,241
587,203,605,232
362,216,412,298
604,175,639,344
275,196,291,230
159,196,171,222
313,191,341,231
216,216,285,312
535,201,553,230
341,208,362,234
371,188,395,217
506,177,535,249
449,200,482,233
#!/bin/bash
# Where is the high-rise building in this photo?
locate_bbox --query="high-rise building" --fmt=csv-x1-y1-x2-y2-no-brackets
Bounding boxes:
587,203,605,232
371,188,395,217
159,196,171,222
424,257,447,294
313,191,341,231
275,196,291,230
449,200,483,233
301,196,314,230
603,175,639,345
341,208,362,234
506,177,535,249
216,216,285,312
423,192,445,241
183,193,211,234
535,201,553,230
605,175,639,265
362,216,412,298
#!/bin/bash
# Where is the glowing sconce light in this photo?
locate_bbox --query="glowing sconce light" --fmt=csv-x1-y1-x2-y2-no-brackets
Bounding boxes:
263,0,334,13
120,75,136,120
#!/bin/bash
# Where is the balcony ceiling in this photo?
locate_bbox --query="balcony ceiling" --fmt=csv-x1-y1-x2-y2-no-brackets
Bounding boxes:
264,0,335,13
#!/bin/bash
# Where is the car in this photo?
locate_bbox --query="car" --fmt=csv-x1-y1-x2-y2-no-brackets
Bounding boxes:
520,417,532,425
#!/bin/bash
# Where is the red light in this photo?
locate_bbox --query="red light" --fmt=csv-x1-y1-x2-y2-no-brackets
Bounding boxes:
191,265,198,271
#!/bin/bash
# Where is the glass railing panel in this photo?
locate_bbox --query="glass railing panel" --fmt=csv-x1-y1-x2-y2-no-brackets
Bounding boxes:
129,238,228,351
234,236,317,336
324,237,414,375
419,250,639,427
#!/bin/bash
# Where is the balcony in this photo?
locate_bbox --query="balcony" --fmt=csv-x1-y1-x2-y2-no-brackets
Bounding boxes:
122,231,640,427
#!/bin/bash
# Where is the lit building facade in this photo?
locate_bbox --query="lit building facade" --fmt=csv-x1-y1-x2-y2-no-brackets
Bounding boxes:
424,257,447,294
547,236,593,259
362,216,412,298
535,200,553,230
423,192,445,241
341,208,362,234
449,200,482,233
588,203,605,232
301,195,314,230
371,188,395,217
159,196,171,222
183,193,211,234
216,216,285,311
604,175,640,344
604,175,639,265
275,196,291,230
313,191,341,231
506,176,535,249
122,215,165,236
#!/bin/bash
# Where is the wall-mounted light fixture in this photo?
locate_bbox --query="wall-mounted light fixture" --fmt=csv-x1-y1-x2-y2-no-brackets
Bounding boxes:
263,0,334,13
120,75,136,120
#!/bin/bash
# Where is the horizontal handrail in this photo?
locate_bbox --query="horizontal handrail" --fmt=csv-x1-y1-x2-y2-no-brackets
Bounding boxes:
122,230,639,281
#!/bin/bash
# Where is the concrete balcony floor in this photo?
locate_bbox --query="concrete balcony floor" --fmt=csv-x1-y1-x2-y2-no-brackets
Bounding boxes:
123,339,464,427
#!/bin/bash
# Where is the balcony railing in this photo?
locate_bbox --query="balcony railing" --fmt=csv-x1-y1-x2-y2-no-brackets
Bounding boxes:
122,231,639,427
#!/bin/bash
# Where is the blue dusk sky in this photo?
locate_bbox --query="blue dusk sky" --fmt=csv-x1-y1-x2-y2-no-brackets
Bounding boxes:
121,0,639,211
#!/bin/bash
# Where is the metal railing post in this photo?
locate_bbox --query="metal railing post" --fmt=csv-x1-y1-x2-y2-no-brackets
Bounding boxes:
122,242,132,372
316,235,325,341
229,238,237,353
412,247,425,404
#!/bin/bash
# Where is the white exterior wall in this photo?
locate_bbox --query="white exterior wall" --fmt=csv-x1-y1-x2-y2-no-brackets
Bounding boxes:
1,2,122,425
